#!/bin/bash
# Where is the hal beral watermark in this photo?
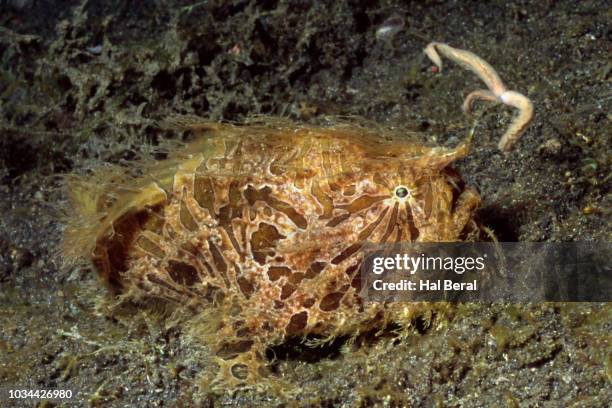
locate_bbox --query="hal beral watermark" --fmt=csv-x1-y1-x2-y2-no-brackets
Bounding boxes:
371,252,486,292
360,242,611,302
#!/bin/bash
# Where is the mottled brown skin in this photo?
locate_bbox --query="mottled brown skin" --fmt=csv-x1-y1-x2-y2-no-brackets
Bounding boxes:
64,119,481,389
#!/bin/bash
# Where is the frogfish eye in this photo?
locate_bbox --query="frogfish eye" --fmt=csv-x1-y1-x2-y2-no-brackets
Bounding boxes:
394,186,409,199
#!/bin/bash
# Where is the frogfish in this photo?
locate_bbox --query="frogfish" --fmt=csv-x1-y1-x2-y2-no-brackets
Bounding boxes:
61,43,532,390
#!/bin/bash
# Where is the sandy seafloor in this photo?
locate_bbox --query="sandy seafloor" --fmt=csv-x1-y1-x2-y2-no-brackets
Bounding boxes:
0,0,610,406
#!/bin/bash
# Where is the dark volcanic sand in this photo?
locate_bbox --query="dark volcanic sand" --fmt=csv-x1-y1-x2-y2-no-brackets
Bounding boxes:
0,1,610,406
